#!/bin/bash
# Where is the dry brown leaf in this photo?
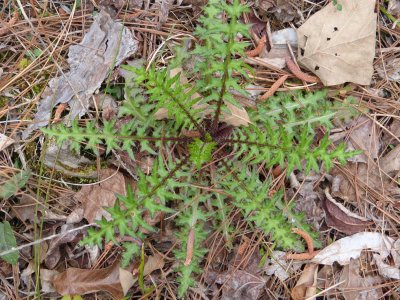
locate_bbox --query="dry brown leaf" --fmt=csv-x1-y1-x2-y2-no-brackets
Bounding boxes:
40,269,60,293
143,253,165,276
44,224,82,269
330,116,379,163
380,144,400,175
322,189,372,235
339,259,382,300
222,102,251,127
330,159,400,203
291,263,318,300
74,169,126,223
158,0,171,28
44,140,97,178
52,260,134,299
297,0,376,86
373,240,400,280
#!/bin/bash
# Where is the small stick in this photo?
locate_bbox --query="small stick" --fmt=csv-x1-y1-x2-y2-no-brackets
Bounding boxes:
285,56,320,83
259,75,288,101
285,228,319,260
292,228,314,253
246,36,266,57
184,228,195,266
285,251,318,260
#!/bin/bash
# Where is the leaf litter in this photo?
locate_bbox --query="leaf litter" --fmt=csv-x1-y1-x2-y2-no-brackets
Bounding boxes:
297,0,376,86
1,0,400,299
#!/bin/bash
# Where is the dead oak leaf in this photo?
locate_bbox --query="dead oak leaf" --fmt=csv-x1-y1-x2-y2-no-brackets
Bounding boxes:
52,260,134,299
297,0,376,86
74,169,126,223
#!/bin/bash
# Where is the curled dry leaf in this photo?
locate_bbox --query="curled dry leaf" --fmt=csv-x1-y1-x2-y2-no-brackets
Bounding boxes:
52,260,134,299
312,232,395,265
373,254,400,280
297,0,376,86
40,269,60,293
291,263,318,300
143,253,165,277
322,188,372,235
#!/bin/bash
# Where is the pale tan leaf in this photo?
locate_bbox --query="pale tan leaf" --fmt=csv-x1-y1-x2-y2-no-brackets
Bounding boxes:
381,144,400,175
297,0,376,86
221,102,251,127
312,232,395,265
0,133,14,151
143,253,165,276
291,263,318,300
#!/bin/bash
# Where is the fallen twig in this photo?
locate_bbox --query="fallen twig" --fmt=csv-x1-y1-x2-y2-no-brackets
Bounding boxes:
246,36,266,57
285,56,320,83
285,228,319,260
259,75,288,101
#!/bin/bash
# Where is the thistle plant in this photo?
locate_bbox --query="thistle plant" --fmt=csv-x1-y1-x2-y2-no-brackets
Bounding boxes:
42,0,356,296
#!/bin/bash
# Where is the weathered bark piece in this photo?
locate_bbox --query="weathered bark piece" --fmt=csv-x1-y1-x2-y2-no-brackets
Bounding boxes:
23,10,138,138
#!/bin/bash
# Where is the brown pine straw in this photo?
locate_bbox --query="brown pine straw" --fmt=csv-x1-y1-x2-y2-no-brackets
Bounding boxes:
285,56,320,83
259,75,289,101
184,228,195,266
285,228,320,260
0,11,19,36
246,36,266,57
